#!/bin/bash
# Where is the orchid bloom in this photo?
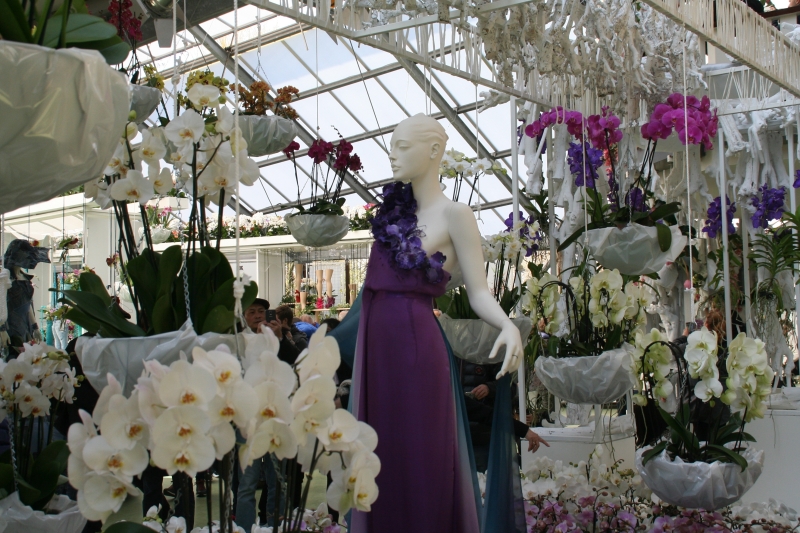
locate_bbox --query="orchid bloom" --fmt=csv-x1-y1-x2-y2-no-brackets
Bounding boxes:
140,129,167,164
108,170,155,206
164,109,206,147
149,166,174,195
187,83,222,110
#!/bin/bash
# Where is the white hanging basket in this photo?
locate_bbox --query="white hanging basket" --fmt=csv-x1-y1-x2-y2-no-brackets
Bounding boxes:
286,214,350,248
76,320,236,396
636,447,764,510
0,42,129,214
129,85,162,124
237,114,297,157
585,223,686,276
438,315,533,364
534,346,636,404
0,492,86,533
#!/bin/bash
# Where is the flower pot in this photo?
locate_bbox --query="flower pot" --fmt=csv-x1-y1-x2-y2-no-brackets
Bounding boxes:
237,114,297,157
76,320,235,395
129,85,162,124
635,447,764,510
286,214,350,247
438,315,533,364
585,223,686,276
0,492,86,533
0,42,129,214
533,347,636,405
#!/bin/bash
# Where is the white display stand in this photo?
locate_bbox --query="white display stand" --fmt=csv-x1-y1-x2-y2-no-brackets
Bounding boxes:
738,409,800,512
521,422,637,471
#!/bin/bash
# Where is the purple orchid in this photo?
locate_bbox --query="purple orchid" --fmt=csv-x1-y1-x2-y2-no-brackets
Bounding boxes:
371,182,447,284
567,141,604,189
702,196,736,238
750,185,786,229
793,169,800,189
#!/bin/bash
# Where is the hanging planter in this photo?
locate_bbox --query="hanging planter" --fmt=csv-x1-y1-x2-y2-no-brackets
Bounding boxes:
286,213,350,248
585,223,685,276
0,42,129,214
76,320,236,395
129,84,162,124
534,347,637,404
238,114,297,157
438,315,532,364
635,447,764,510
0,493,86,533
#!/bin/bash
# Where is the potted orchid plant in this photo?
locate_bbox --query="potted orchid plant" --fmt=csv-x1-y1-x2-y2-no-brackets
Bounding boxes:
527,258,652,405
228,81,298,157
633,327,769,510
67,325,378,533
284,137,364,248
436,213,538,364
438,148,505,204
0,0,130,214
0,341,85,532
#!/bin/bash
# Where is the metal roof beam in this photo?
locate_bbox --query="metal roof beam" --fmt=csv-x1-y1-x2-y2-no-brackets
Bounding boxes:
397,57,536,216
189,25,378,204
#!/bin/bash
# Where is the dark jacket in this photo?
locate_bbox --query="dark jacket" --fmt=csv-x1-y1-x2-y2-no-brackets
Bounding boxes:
277,324,308,365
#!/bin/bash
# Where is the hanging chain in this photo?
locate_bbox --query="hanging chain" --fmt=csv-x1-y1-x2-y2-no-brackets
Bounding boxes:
179,230,191,322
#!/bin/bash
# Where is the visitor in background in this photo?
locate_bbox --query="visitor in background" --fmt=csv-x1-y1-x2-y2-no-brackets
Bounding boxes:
294,314,318,337
337,309,348,321
266,304,308,364
244,298,271,332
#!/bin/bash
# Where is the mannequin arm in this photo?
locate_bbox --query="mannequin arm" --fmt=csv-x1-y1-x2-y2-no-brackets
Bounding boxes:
448,203,523,377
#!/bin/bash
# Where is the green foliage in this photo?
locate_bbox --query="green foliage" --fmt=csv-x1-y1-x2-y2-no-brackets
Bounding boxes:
105,523,160,533
641,406,753,471
0,441,70,511
436,285,521,319
290,198,346,217
749,224,799,300
0,0,130,64
557,186,681,253
60,246,257,337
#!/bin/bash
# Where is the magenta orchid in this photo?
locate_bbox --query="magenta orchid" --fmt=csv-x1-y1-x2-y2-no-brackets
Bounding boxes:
641,94,718,150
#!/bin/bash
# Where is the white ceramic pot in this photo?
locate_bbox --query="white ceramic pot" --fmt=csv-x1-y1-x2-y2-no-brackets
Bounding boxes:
585,223,686,276
0,492,86,533
286,214,350,248
238,114,297,157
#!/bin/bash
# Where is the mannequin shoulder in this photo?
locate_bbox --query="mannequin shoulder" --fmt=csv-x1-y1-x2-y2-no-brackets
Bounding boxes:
446,201,479,234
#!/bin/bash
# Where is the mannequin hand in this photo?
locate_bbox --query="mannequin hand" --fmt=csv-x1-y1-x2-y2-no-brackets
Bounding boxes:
489,322,523,378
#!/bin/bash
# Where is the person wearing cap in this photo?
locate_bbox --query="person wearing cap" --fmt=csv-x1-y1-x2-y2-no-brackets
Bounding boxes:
244,298,270,332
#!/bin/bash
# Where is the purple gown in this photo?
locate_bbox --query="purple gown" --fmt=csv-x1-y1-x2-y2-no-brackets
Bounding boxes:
349,243,481,533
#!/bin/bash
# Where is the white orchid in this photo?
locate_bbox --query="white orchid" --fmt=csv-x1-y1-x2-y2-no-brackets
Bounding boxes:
207,383,258,428
187,83,222,110
148,166,174,195
327,450,381,513
108,170,155,205
151,406,216,476
316,408,360,452
79,472,142,521
245,418,298,463
82,435,149,482
253,382,294,428
722,332,773,422
140,129,167,164
164,109,206,147
192,346,243,392
15,382,50,417
157,359,217,409
296,325,341,384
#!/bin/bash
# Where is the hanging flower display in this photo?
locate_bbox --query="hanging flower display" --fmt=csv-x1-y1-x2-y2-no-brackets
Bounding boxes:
702,196,737,238
749,185,786,229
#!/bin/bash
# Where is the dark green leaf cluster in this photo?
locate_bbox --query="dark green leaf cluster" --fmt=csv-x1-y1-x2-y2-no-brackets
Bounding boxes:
0,0,130,64
290,198,347,217
0,440,70,511
59,245,258,337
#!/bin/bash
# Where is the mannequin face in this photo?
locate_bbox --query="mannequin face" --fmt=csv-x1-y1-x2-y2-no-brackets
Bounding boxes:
388,119,443,183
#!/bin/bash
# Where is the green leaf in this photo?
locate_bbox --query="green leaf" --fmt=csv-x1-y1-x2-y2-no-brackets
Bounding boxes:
60,290,145,337
63,306,108,335
706,444,749,471
158,246,183,299
202,247,233,288
202,305,236,334
655,222,672,253
641,441,667,466
0,0,33,42
42,14,117,47
151,294,176,334
658,406,698,450
242,279,258,311
128,250,161,327
648,202,682,222
0,464,14,499
80,35,131,65
25,440,69,510
105,523,162,533
78,271,112,305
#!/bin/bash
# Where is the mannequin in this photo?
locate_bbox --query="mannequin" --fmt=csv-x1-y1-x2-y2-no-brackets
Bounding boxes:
389,114,523,375
343,114,542,533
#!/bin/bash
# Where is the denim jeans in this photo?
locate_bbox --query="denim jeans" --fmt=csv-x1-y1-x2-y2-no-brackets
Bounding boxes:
236,455,284,530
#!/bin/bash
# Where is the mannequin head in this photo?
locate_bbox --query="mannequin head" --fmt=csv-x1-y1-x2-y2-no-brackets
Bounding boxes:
389,114,448,184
